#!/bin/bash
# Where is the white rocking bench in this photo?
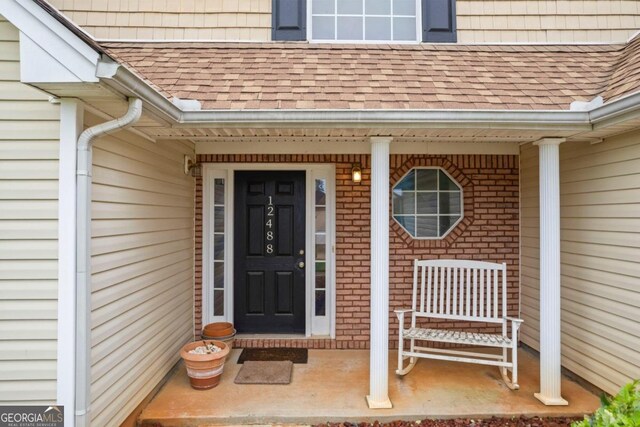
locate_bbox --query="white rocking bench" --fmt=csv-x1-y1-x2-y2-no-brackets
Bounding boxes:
395,259,523,390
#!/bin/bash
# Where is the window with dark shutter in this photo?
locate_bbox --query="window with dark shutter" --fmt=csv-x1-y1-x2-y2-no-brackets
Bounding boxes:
275,0,457,43
422,0,457,42
272,0,307,41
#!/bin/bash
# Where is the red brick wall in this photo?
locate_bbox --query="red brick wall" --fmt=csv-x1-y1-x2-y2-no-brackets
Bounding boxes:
194,154,519,349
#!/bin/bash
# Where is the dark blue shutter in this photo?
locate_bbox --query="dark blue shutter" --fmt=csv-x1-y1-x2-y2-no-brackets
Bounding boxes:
272,0,306,41
422,0,457,43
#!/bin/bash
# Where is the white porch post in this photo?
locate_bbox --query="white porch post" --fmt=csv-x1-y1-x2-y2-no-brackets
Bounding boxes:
534,138,568,406
367,136,393,409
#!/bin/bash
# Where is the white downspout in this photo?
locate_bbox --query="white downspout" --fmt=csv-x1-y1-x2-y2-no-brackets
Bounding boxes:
75,98,143,426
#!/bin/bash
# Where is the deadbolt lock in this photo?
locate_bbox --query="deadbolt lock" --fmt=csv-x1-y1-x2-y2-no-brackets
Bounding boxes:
298,261,305,269
299,249,304,255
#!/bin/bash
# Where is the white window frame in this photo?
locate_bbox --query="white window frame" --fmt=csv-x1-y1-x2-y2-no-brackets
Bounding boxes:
392,167,464,240
307,0,422,44
202,164,336,338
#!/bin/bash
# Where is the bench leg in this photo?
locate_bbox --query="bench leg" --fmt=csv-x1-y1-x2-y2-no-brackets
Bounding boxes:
396,337,417,376
499,343,520,390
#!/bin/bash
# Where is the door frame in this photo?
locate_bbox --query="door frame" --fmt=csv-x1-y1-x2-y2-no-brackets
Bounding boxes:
202,163,336,337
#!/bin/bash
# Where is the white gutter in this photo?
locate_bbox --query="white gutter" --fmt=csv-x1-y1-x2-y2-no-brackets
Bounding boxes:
75,97,143,427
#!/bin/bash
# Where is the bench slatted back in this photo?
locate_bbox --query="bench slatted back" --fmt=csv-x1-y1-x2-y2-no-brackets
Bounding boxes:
411,259,507,325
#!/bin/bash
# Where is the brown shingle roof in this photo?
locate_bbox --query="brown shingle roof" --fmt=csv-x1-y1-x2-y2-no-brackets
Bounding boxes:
602,34,640,102
102,42,631,110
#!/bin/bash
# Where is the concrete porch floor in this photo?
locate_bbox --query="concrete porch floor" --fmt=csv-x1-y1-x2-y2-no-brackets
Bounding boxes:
139,348,599,426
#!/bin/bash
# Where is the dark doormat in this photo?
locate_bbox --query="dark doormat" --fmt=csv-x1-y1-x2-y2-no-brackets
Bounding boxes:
237,347,308,364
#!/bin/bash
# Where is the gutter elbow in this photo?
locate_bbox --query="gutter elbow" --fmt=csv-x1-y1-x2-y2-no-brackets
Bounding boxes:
77,97,143,150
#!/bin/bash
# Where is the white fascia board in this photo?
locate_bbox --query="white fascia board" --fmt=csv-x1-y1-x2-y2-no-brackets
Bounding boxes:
180,109,591,131
588,91,640,129
0,0,99,83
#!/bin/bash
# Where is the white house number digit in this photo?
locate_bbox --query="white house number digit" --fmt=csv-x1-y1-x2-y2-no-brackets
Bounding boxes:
266,195,274,254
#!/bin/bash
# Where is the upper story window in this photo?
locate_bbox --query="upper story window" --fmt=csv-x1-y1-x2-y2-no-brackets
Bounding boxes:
311,0,418,42
272,0,456,43
392,168,462,239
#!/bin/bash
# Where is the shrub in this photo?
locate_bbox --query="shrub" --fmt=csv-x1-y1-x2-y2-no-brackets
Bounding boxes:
572,380,640,427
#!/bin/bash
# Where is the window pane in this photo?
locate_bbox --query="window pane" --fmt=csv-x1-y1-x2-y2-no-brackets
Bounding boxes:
315,290,326,316
214,234,224,260
313,0,334,14
337,16,363,40
416,169,438,190
214,261,224,289
315,207,326,232
316,268,326,290
365,17,391,40
315,179,326,205
393,0,415,15
365,0,390,15
338,0,363,14
416,192,437,214
315,233,326,259
214,179,225,205
439,170,460,190
214,290,224,316
393,17,416,40
313,16,335,39
416,216,438,237
439,215,460,235
393,191,414,214
395,216,415,235
214,206,224,233
439,191,461,215
395,170,415,190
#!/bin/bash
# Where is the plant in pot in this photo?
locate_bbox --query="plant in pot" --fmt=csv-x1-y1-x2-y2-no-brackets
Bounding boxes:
180,340,230,390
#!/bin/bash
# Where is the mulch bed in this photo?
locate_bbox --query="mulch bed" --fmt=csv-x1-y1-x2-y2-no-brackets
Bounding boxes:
320,416,583,427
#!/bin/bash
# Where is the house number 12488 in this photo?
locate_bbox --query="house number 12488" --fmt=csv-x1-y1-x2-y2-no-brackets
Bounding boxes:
266,196,274,254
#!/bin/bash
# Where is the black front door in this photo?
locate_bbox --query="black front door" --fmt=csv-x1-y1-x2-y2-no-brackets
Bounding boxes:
234,171,306,333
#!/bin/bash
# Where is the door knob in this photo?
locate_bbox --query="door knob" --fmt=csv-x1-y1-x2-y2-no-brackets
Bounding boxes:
298,261,305,269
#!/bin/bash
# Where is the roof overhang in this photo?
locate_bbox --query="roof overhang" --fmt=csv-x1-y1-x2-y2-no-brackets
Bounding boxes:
98,58,640,136
3,0,640,142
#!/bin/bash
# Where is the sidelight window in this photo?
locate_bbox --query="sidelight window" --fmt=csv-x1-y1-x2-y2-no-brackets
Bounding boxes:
212,178,226,316
314,178,327,316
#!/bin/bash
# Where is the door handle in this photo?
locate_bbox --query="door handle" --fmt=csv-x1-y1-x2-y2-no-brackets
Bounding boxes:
298,261,305,269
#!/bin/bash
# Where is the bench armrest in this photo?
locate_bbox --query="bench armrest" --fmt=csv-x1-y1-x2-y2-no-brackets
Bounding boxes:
505,316,523,324
394,309,413,323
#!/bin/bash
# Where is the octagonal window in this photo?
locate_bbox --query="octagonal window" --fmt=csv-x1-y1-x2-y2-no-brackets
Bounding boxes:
392,168,463,239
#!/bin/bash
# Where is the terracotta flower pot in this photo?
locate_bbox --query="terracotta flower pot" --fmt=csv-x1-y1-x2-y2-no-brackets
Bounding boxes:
203,322,234,338
180,340,230,390
202,329,236,359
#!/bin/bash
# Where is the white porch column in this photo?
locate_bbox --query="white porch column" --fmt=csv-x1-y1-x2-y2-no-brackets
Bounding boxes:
534,138,568,406
367,136,393,409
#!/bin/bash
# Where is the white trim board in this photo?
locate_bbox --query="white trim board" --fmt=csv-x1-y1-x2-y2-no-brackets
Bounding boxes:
202,164,336,338
196,141,520,155
0,0,99,83
57,98,83,424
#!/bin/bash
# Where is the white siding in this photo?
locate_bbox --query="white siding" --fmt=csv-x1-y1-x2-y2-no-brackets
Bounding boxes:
520,133,640,396
89,112,194,426
0,16,60,405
